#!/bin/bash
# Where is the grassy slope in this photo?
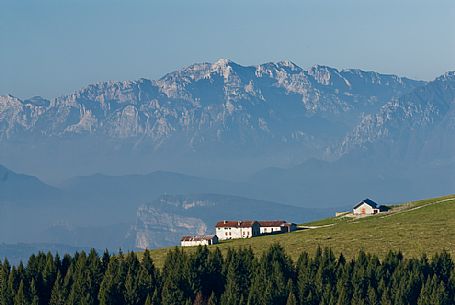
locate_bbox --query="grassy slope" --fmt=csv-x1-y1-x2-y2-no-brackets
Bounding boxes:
147,194,455,267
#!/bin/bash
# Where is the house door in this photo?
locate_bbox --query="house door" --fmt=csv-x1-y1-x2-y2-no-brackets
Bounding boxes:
361,207,366,215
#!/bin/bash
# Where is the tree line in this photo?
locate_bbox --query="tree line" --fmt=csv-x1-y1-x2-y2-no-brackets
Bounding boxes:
0,244,454,305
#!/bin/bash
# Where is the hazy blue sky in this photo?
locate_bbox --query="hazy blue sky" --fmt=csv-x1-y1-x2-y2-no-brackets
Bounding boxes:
1,0,454,99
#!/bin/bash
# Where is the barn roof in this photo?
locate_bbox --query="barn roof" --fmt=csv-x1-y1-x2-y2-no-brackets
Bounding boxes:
353,198,378,209
180,235,217,242
258,220,287,227
215,220,258,228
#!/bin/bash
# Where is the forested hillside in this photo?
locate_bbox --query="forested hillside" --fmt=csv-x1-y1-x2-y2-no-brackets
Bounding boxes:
1,245,454,305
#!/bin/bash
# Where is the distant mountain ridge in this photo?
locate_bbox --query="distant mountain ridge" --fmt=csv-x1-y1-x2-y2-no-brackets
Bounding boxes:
0,60,424,156
338,71,455,162
0,164,60,203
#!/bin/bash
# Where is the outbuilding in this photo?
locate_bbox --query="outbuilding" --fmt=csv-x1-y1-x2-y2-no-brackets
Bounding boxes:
259,221,297,234
180,235,219,247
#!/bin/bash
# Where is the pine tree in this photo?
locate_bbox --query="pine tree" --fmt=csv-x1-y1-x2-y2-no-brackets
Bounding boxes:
13,281,26,305
285,291,297,305
207,248,224,297
86,249,103,305
151,289,160,305
138,249,158,301
101,250,110,275
161,248,189,305
379,291,393,305
367,286,378,305
60,255,72,280
144,294,152,305
98,256,123,305
249,244,292,305
49,273,65,305
221,248,254,305
42,252,57,305
66,251,97,305
297,258,319,305
124,269,139,305
7,268,19,301
29,279,40,305
418,275,449,305
0,259,13,305
207,292,217,305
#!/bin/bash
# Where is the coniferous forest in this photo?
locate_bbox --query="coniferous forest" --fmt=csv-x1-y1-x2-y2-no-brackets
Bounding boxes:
0,244,454,305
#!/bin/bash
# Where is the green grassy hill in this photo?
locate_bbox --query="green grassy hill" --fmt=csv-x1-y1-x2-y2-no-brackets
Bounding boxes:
147,194,455,267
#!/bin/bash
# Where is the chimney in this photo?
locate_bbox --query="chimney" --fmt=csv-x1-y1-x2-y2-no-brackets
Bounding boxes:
238,221,241,226
224,220,227,224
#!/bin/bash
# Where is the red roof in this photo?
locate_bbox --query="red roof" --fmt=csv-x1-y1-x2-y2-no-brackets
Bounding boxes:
215,220,258,228
258,220,286,227
180,235,217,242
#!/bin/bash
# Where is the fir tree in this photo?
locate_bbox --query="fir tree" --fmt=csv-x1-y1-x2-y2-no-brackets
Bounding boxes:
29,279,40,305
144,295,152,305
98,257,123,305
161,248,189,305
207,292,217,305
285,291,297,305
13,281,26,305
367,286,379,305
0,259,13,305
49,272,65,305
220,248,254,305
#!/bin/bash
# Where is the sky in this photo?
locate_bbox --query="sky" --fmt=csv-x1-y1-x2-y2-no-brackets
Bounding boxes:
1,0,454,99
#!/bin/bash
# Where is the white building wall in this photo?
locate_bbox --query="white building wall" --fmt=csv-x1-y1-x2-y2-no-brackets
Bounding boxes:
260,226,283,234
181,240,210,247
217,227,254,240
353,203,378,215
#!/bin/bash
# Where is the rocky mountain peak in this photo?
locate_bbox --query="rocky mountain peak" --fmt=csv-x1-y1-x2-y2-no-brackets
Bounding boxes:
435,71,455,83
0,60,432,163
275,60,301,71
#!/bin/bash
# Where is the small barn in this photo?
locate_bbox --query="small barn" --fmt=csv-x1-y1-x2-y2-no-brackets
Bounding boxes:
259,220,287,234
258,221,297,234
281,222,297,233
353,199,380,216
180,235,219,247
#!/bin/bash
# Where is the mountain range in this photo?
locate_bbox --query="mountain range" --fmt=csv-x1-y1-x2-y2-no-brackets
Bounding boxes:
0,59,431,180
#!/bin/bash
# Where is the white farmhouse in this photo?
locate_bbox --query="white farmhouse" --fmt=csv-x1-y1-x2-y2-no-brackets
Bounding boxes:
215,220,260,240
353,199,380,216
180,235,219,247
